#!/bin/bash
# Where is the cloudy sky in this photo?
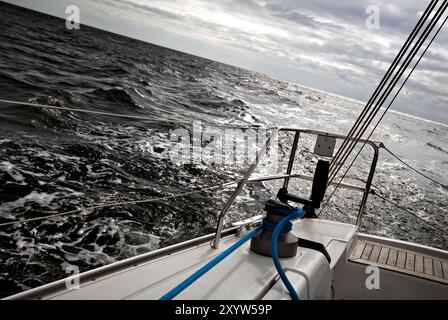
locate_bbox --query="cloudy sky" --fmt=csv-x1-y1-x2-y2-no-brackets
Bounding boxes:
4,0,448,124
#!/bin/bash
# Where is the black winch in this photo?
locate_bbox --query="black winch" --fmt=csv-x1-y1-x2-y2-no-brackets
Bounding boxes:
250,160,330,258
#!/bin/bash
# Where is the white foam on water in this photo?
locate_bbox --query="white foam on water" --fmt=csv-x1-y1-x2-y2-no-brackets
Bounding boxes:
0,161,25,182
0,191,58,219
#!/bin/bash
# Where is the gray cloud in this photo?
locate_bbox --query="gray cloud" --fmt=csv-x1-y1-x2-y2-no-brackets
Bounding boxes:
105,0,184,21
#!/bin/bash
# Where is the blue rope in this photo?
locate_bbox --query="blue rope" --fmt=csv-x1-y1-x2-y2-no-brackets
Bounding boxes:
261,217,292,233
271,207,304,300
159,226,262,300
159,205,304,300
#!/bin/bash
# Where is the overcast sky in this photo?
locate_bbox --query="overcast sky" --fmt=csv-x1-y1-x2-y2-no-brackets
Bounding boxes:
4,0,448,124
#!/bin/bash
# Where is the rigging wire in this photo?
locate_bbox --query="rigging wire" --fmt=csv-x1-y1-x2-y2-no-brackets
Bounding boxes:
0,99,275,228
379,144,448,190
0,181,237,228
0,5,445,244
328,0,448,186
329,0,439,175
0,99,264,130
329,0,442,180
369,188,448,238
319,6,448,217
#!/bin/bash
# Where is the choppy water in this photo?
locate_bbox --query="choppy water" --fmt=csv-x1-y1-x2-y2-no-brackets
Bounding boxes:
0,2,447,298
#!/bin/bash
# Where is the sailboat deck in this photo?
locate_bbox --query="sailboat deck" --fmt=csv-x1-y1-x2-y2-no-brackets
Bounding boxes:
349,239,448,285
5,219,357,300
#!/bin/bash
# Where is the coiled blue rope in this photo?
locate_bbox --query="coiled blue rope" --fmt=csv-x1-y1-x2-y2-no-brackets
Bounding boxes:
261,217,293,233
160,226,262,300
160,206,304,300
271,207,304,300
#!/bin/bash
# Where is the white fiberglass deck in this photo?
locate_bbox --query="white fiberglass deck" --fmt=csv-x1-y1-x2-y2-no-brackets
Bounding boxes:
8,219,357,300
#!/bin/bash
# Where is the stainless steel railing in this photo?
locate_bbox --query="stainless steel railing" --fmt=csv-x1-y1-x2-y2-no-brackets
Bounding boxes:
211,127,380,248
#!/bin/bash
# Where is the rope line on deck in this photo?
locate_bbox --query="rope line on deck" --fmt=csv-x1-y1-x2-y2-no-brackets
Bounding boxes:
160,206,304,300
160,226,262,300
270,207,304,300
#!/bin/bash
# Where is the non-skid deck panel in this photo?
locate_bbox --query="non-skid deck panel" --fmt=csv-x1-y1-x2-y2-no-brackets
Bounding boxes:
349,239,448,285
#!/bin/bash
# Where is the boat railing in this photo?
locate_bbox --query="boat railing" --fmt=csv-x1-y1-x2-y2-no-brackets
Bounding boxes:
211,127,380,248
